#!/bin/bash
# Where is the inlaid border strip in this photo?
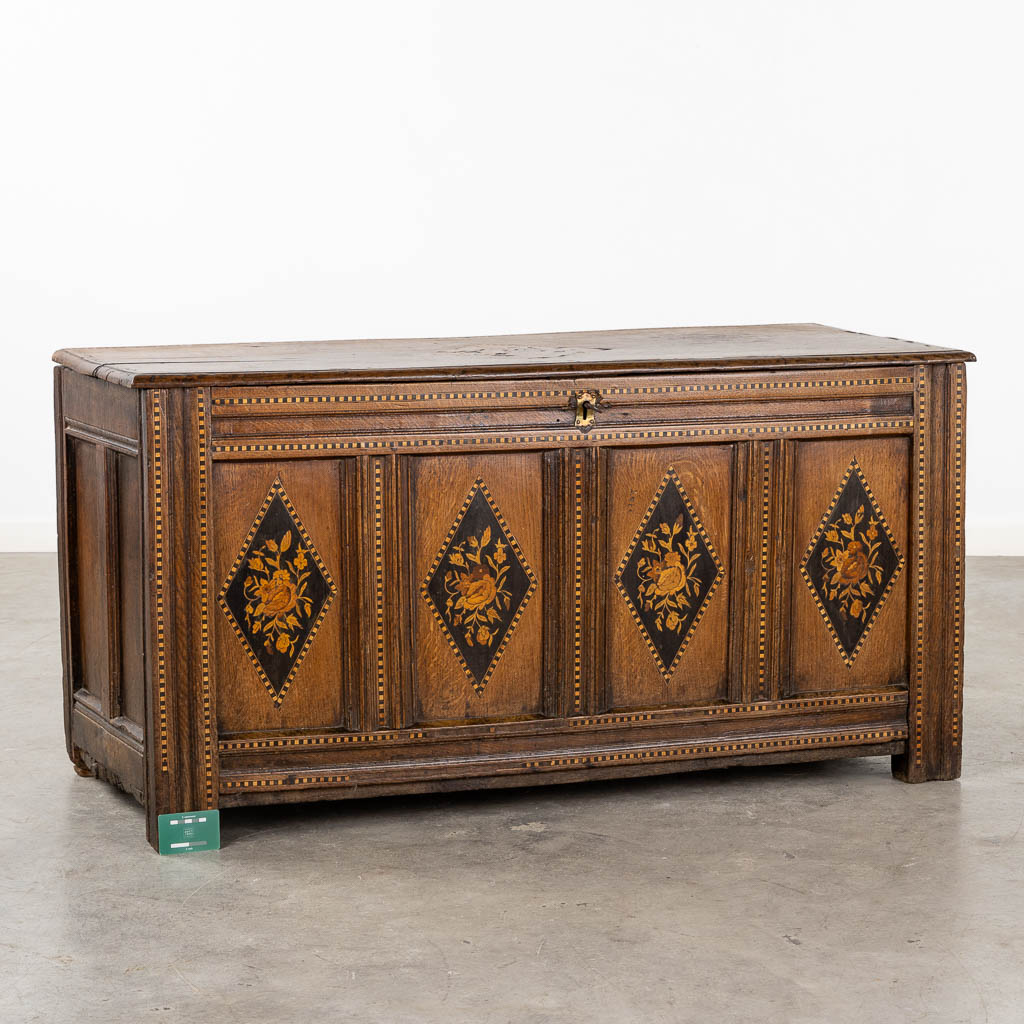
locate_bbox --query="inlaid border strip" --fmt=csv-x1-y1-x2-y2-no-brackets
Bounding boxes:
570,690,906,727
220,727,908,791
211,419,915,455
798,458,906,668
218,691,907,750
373,460,386,727
524,729,907,769
216,478,339,707
211,375,915,407
215,389,568,406
220,730,427,752
613,466,726,679
420,478,539,696
224,774,352,790
758,442,771,698
573,457,583,713
197,392,214,804
914,367,928,765
952,365,964,746
152,393,168,772
600,377,914,396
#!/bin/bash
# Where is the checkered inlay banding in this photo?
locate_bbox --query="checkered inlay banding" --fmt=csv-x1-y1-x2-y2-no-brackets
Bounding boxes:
197,392,214,804
523,729,907,769
373,460,386,727
914,368,928,765
211,375,914,408
573,457,583,713
211,419,915,456
758,443,771,697
952,365,965,746
152,393,168,772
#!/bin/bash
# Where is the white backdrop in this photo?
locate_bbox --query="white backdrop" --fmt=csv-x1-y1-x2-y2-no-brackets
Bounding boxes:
1,2,1020,552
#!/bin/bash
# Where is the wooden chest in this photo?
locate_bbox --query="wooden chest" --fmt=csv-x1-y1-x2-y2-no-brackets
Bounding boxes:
53,324,974,851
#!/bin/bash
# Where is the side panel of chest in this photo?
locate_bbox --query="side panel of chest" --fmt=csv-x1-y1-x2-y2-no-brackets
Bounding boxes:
54,368,146,800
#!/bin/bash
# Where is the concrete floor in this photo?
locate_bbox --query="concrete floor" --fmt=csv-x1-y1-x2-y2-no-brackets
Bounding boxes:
1,555,1021,1024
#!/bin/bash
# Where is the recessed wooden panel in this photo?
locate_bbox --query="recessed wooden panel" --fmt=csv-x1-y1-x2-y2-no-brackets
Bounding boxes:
70,438,109,701
604,445,734,709
788,437,910,694
218,478,337,707
115,451,145,727
409,453,544,724
212,460,346,733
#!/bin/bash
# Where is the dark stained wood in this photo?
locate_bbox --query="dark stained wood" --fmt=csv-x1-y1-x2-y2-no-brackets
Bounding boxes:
730,440,757,704
219,742,908,809
52,327,972,851
69,437,109,703
71,695,145,801
540,449,571,720
138,388,219,847
60,367,140,441
53,323,975,388
893,364,966,782
57,369,147,792
115,451,146,727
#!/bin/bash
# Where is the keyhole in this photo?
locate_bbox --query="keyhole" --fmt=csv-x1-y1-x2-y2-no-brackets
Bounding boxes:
575,392,597,431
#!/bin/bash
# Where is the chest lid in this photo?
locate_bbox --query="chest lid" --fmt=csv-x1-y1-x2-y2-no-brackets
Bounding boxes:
53,323,975,389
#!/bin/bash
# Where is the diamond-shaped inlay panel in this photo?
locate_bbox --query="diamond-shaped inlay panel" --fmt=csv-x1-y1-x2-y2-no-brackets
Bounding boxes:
614,467,725,678
421,479,537,695
800,458,904,666
218,479,337,706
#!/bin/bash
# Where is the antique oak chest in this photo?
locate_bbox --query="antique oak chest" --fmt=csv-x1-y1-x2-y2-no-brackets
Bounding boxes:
53,325,974,851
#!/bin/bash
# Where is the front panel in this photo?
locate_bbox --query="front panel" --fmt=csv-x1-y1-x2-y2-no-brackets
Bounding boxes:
406,452,545,725
201,367,926,815
212,458,348,734
786,436,910,695
603,443,734,710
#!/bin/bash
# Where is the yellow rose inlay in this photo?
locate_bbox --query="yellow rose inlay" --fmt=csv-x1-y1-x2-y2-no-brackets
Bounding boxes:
241,530,314,660
635,514,705,639
442,524,512,651
818,504,887,625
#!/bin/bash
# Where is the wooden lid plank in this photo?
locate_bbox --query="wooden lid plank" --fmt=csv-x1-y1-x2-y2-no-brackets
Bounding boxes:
52,323,976,388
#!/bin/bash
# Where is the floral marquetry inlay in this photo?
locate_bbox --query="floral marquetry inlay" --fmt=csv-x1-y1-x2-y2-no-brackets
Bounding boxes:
422,479,537,695
615,467,725,679
800,459,904,666
218,479,337,706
